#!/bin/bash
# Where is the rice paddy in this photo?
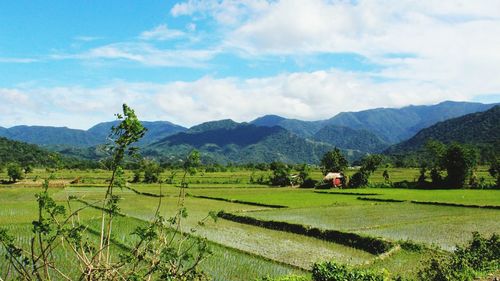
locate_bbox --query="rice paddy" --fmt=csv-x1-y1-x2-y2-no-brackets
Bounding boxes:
0,168,498,280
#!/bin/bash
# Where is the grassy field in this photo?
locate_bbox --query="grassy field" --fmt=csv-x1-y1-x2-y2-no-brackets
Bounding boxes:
0,167,498,280
0,187,305,280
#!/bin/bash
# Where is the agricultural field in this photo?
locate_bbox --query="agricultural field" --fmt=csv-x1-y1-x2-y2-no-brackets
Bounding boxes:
0,168,499,280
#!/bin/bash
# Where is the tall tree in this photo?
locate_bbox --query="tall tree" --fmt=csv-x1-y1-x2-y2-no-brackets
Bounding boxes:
442,143,478,188
489,157,500,189
320,148,348,175
349,154,383,188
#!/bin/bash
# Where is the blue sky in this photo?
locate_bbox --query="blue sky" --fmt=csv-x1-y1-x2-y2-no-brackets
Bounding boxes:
1,0,499,129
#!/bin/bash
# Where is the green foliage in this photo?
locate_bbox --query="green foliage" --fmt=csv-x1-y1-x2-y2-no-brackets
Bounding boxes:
23,165,33,174
131,168,141,183
349,155,383,188
349,172,369,188
417,141,479,188
312,261,388,281
361,155,383,174
382,170,390,183
320,148,348,175
442,143,478,188
418,232,499,281
259,275,309,281
488,156,500,188
7,163,23,182
0,137,61,167
141,159,163,183
295,164,317,188
269,162,292,187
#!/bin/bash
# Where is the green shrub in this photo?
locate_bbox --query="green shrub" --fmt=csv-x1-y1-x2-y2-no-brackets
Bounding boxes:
312,261,388,281
258,275,309,281
349,171,368,188
300,178,318,188
7,163,24,182
418,232,499,280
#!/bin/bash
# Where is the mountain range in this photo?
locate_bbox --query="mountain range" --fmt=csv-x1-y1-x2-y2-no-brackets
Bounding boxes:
385,105,500,155
144,121,355,164
0,121,186,148
250,101,496,143
0,100,498,164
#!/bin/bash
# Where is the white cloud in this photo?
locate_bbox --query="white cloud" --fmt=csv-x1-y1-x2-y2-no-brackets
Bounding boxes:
53,42,218,68
2,0,499,130
0,57,39,63
73,36,102,42
172,0,500,105
171,0,269,25
0,69,477,129
139,24,185,41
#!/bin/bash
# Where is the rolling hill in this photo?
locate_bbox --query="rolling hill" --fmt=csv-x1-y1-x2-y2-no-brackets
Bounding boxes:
386,105,500,154
0,137,63,167
0,126,102,147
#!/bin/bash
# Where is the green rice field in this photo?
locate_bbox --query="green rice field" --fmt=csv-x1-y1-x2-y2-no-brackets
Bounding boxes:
0,168,498,280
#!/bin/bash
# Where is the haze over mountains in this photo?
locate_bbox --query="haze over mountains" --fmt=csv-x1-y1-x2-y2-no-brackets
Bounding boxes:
0,101,498,164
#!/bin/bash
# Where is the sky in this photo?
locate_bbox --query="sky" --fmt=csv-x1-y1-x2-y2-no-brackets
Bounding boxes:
1,0,500,129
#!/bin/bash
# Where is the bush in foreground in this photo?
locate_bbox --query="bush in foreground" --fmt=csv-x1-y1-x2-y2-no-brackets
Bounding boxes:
265,232,499,281
418,232,499,281
312,261,388,281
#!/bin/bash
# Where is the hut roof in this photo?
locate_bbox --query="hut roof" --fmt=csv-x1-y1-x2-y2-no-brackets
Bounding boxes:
324,172,343,180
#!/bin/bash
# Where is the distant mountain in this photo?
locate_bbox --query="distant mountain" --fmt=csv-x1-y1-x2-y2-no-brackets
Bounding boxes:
250,101,496,144
386,105,500,154
251,115,287,127
0,121,186,149
88,121,186,146
165,121,282,147
324,101,497,143
0,137,62,167
251,115,324,137
146,120,354,164
1,101,495,162
187,119,241,134
0,126,102,147
313,125,389,153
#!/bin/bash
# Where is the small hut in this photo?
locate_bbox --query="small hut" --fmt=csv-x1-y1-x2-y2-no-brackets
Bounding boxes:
323,172,344,188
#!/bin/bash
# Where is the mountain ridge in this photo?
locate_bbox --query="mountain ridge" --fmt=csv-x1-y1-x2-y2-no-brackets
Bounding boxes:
385,105,500,155
146,120,350,164
0,101,497,162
